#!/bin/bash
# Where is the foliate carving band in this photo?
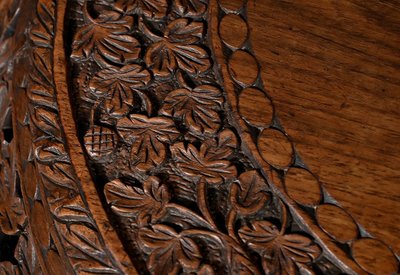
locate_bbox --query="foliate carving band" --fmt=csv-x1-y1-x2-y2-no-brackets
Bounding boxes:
0,0,398,274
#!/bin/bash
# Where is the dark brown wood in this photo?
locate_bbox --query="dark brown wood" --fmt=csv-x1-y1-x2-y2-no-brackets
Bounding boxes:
0,0,398,274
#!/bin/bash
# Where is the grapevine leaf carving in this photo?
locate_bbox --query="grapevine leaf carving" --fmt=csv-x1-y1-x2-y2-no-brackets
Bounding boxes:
170,142,237,185
173,0,208,16
230,170,269,215
239,221,321,275
160,85,223,136
89,65,151,116
71,13,139,67
104,176,170,224
145,19,210,76
119,0,168,18
203,128,238,160
117,114,180,171
138,225,202,274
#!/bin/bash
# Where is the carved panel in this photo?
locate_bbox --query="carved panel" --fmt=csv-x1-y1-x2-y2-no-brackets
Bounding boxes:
0,0,398,274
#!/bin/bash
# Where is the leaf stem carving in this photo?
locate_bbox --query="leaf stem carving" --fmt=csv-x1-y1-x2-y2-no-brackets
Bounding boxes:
197,178,217,230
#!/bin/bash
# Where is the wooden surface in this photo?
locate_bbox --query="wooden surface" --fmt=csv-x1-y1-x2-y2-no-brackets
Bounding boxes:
247,0,400,255
0,0,399,274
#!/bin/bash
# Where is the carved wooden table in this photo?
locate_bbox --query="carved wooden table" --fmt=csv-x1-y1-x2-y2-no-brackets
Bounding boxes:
0,0,399,274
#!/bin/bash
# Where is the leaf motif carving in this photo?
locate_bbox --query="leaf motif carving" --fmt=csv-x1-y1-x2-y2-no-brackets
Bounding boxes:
203,129,238,160
0,196,25,235
14,234,41,275
138,225,202,274
104,177,170,224
120,0,168,18
145,19,210,76
238,221,321,275
170,142,237,185
230,170,269,215
160,85,223,136
0,160,26,235
90,65,151,117
173,0,208,16
117,114,180,171
71,14,139,67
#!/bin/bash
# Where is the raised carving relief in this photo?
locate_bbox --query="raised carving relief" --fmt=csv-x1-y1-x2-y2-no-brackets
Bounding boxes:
0,0,398,274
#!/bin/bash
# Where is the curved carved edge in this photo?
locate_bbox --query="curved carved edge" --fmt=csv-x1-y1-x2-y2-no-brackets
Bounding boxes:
53,0,137,273
211,0,400,274
0,0,134,273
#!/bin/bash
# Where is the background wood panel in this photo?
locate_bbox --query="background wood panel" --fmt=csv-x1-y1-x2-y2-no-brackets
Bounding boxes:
247,0,400,254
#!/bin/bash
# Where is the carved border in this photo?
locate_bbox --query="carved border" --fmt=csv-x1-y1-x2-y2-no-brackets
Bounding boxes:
211,1,400,274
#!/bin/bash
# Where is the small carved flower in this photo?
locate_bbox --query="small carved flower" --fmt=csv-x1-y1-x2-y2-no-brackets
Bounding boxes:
159,85,223,136
89,65,151,117
145,18,211,77
239,221,321,275
138,224,202,274
104,176,170,224
71,10,139,67
170,142,237,185
117,114,180,172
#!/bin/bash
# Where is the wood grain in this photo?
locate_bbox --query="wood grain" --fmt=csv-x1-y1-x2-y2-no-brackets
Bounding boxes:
247,0,400,256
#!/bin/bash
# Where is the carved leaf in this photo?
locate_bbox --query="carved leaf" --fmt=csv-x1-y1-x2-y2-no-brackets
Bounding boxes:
170,142,237,185
203,129,238,160
239,221,321,275
160,85,223,136
145,19,210,76
66,224,120,274
230,170,269,215
117,114,180,171
138,225,202,274
32,107,62,139
165,19,203,44
84,125,117,159
0,197,25,235
145,41,176,77
173,0,208,16
0,161,26,235
104,176,170,224
71,16,139,67
171,44,211,75
122,0,168,18
90,65,151,116
168,174,197,202
14,234,40,275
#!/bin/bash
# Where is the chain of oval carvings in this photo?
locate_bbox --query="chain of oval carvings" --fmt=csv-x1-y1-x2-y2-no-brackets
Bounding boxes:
216,1,400,274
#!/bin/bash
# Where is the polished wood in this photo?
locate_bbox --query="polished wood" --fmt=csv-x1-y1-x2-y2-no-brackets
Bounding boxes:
247,0,400,256
0,0,398,274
